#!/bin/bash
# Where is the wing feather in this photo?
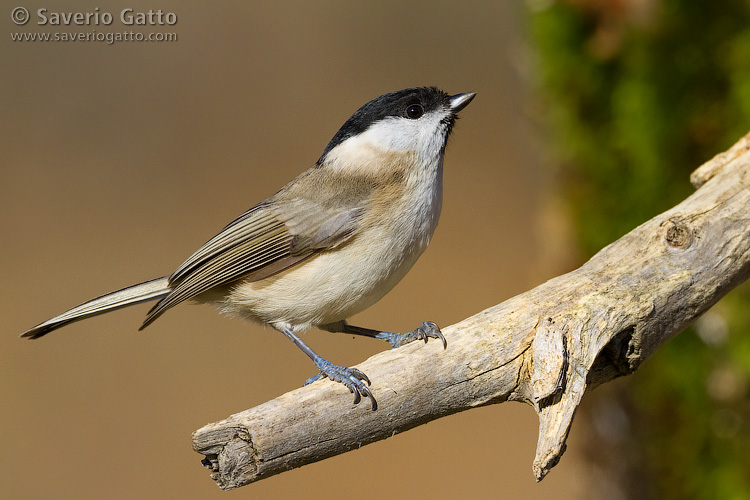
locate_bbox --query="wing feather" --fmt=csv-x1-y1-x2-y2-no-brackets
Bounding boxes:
140,199,363,329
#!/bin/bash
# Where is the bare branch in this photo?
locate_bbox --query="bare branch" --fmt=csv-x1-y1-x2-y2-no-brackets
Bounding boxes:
193,131,750,490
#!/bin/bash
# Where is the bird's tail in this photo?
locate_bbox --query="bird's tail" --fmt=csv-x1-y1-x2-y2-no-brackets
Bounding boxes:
20,277,171,339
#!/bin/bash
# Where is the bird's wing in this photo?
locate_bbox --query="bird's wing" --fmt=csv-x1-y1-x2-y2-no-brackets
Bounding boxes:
140,199,363,329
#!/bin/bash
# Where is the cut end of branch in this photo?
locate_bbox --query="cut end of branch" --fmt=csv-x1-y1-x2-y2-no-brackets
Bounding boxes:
207,437,257,490
193,423,257,490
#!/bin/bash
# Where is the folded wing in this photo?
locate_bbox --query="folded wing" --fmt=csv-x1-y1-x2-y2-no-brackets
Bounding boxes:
140,199,363,329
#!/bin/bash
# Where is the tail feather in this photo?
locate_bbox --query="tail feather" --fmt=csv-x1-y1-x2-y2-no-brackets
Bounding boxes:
21,277,171,339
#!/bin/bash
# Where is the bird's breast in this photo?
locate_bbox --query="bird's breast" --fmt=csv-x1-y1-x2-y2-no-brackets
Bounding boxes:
226,154,443,329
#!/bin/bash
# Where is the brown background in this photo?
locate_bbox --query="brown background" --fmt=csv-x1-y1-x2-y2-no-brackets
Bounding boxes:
2,2,588,498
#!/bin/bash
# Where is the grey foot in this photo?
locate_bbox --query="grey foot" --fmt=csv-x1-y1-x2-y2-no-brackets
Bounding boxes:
305,360,377,411
377,321,447,349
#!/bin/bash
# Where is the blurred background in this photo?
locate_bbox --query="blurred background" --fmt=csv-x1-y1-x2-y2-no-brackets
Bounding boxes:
1,1,748,499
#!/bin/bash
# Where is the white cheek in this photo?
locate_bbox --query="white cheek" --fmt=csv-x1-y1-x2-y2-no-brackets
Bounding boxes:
325,114,448,174
363,115,446,156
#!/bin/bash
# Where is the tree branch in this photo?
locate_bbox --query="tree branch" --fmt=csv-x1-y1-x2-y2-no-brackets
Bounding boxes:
192,131,750,490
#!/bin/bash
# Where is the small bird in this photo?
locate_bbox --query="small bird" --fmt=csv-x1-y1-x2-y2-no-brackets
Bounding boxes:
21,87,476,410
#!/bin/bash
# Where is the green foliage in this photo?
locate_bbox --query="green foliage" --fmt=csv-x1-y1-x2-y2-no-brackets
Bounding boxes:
530,1,750,498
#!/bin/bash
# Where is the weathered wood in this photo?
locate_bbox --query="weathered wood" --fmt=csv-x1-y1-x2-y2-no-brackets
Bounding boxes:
193,131,750,489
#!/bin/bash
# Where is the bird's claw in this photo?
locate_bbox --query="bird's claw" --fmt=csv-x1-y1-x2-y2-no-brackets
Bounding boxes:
380,321,447,349
305,360,377,411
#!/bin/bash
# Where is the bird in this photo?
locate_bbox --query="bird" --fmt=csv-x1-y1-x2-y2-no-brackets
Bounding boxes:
20,86,476,410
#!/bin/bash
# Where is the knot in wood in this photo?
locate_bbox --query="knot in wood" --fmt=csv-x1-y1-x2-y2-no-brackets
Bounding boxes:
665,220,693,248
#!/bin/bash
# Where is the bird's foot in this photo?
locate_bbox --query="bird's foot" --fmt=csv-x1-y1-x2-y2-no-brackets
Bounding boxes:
376,321,447,349
305,360,377,411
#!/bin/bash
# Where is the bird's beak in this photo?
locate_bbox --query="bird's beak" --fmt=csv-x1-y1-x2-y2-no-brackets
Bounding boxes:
449,92,476,113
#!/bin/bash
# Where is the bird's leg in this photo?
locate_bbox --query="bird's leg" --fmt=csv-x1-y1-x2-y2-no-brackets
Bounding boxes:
278,326,377,411
322,320,447,349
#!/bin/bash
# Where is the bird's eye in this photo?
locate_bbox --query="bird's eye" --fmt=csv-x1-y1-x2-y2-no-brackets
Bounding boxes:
405,104,424,119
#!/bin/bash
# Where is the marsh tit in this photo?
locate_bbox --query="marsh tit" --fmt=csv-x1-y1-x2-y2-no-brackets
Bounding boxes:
21,87,476,410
